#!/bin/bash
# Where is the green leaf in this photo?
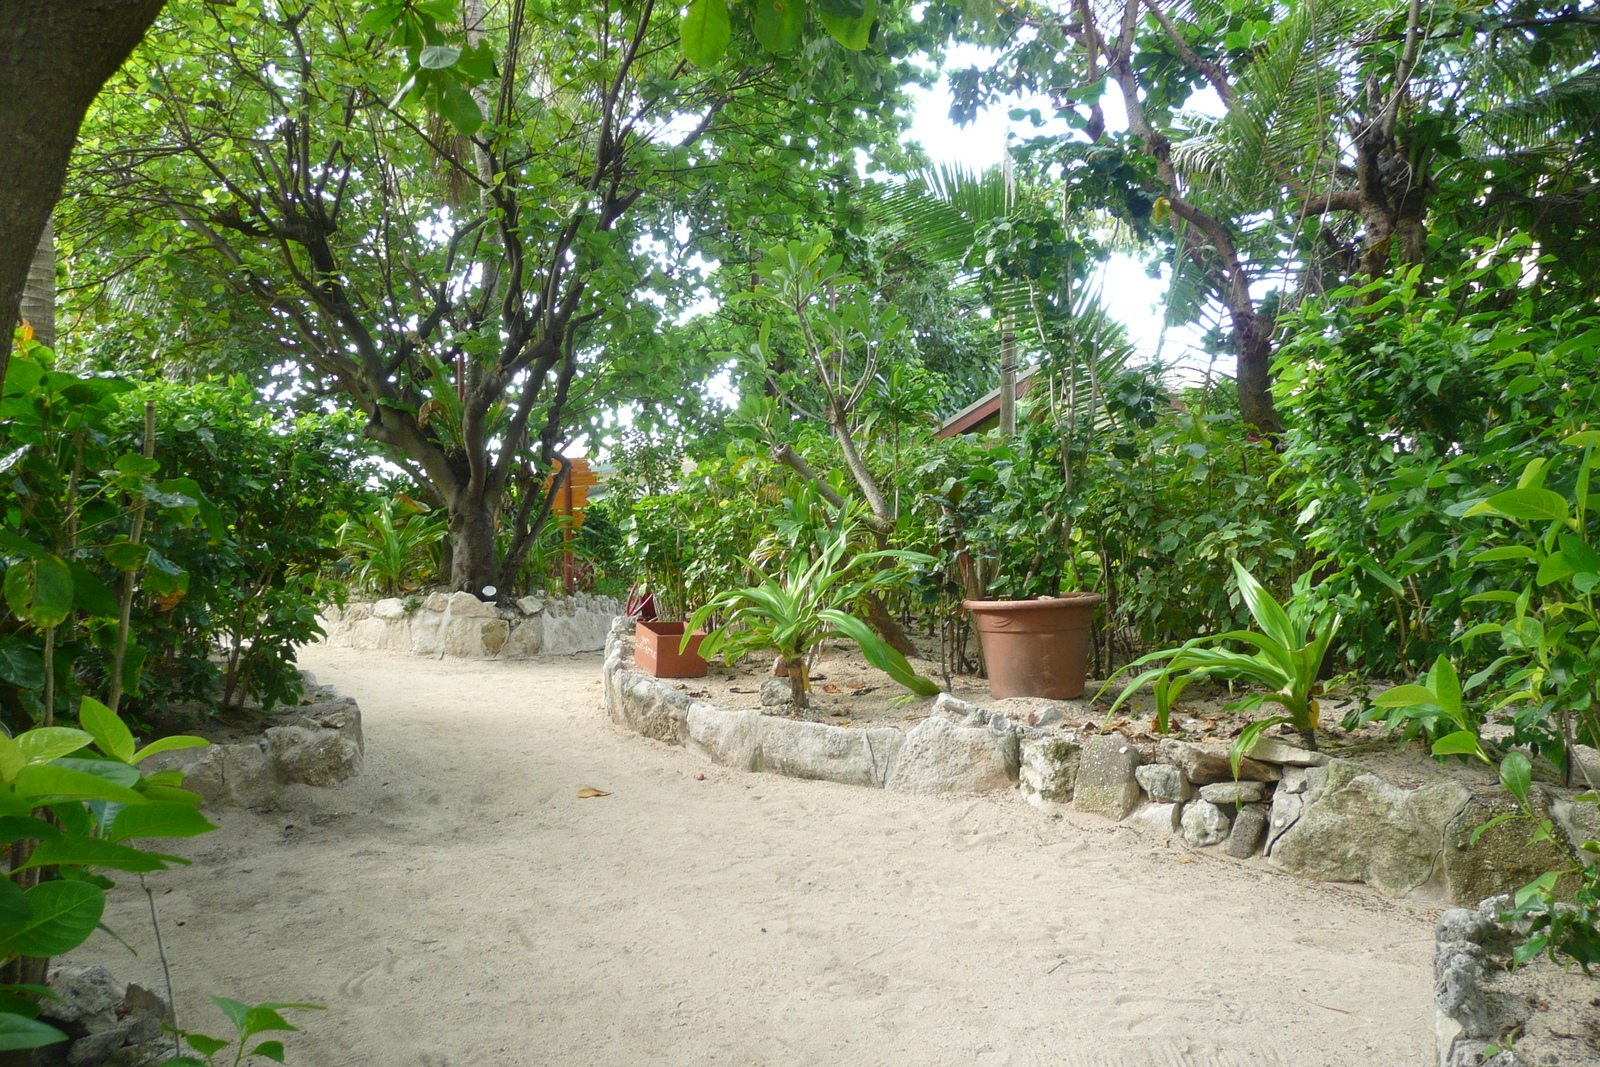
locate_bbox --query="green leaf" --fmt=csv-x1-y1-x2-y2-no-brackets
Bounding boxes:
65,562,117,619
108,802,215,843
1558,534,1600,573
680,0,731,67
1470,546,1537,563
103,541,149,571
1470,810,1522,845
77,698,135,763
817,0,874,49
0,639,44,691
1500,751,1533,804
3,555,74,628
1431,730,1486,761
0,879,32,940
49,759,140,789
1230,717,1291,778
818,609,939,695
1428,656,1462,720
1230,561,1298,657
753,0,805,53
1466,487,1569,522
18,835,181,874
129,736,209,764
1370,684,1438,708
250,1040,288,1063
185,1032,231,1057
0,817,59,844
0,531,45,559
3,882,104,957
13,765,146,805
0,1012,66,1052
16,728,92,765
417,44,460,69
435,77,483,136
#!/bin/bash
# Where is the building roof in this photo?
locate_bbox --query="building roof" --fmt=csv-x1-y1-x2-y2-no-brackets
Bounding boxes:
936,367,1040,439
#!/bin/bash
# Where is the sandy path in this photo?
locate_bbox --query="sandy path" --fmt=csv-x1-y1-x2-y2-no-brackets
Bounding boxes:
64,646,1438,1067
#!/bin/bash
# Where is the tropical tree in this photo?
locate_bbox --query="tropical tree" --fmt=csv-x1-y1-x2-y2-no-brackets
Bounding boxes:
63,0,944,597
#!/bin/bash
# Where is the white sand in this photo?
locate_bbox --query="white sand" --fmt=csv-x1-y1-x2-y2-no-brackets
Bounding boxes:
63,646,1439,1066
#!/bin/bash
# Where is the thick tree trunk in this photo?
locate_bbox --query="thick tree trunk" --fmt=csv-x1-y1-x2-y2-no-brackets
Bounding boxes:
20,218,55,349
449,495,500,596
1233,310,1282,436
0,0,167,395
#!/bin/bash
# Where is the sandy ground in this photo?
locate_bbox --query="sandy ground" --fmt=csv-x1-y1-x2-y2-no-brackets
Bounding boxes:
59,645,1442,1067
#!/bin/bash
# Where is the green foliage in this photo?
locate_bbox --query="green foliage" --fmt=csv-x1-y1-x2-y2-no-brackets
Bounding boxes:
1099,563,1339,767
1365,655,1488,761
1478,753,1600,974
338,497,445,599
1278,249,1600,679
0,697,217,1048
687,505,938,706
161,996,322,1067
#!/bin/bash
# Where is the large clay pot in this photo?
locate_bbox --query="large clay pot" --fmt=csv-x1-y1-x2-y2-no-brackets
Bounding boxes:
963,593,1104,700
634,620,708,678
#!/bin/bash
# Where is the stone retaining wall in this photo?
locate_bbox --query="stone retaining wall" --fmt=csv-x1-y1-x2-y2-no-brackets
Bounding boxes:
601,618,1591,907
321,590,621,658
141,676,364,808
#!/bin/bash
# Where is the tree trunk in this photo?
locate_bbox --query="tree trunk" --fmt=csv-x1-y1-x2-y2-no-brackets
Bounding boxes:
998,324,1017,438
1232,308,1282,436
20,217,54,349
863,592,917,658
0,0,167,396
449,494,499,596
785,654,809,708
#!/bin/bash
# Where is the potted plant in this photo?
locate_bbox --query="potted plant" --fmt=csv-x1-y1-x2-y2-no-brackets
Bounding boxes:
688,510,940,707
963,592,1105,700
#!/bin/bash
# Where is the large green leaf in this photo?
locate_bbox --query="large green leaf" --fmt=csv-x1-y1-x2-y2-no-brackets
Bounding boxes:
0,879,31,940
66,562,117,619
819,609,939,695
0,639,44,692
108,801,216,842
78,697,135,763
1426,655,1462,720
3,881,104,958
753,0,805,52
16,728,92,765
130,735,209,764
0,1012,67,1052
13,765,146,805
1431,730,1487,761
1466,487,1569,522
1230,561,1298,655
1500,751,1533,803
680,0,731,67
18,835,182,873
3,555,73,629
817,0,874,49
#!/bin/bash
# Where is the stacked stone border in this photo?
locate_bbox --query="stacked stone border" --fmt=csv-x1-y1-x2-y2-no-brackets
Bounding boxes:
602,618,1593,907
321,590,622,658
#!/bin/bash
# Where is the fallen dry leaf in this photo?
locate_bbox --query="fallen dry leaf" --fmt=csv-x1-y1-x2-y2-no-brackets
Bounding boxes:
822,684,842,694
576,787,611,798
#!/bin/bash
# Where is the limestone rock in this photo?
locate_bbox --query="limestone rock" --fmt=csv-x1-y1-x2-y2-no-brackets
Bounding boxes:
759,678,792,707
932,692,987,722
1200,780,1266,805
1280,766,1309,794
1224,805,1268,858
1245,737,1328,766
610,671,691,744
1265,790,1303,856
1440,787,1575,903
755,718,903,789
517,596,544,615
1033,703,1070,728
1128,801,1182,835
422,592,449,612
40,965,122,1027
686,705,761,771
1019,738,1081,807
1135,763,1193,803
1552,794,1600,865
885,716,1018,795
1157,738,1281,784
501,620,542,658
1072,736,1143,820
480,619,509,655
373,597,406,620
266,724,362,787
1182,799,1232,846
1268,760,1467,897
446,590,498,618
408,611,443,655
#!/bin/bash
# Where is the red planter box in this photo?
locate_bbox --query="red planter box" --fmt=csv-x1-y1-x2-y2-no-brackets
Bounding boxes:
634,620,708,678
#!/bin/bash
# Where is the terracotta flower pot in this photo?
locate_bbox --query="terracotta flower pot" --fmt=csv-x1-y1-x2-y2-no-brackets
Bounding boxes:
963,593,1104,700
634,620,708,678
